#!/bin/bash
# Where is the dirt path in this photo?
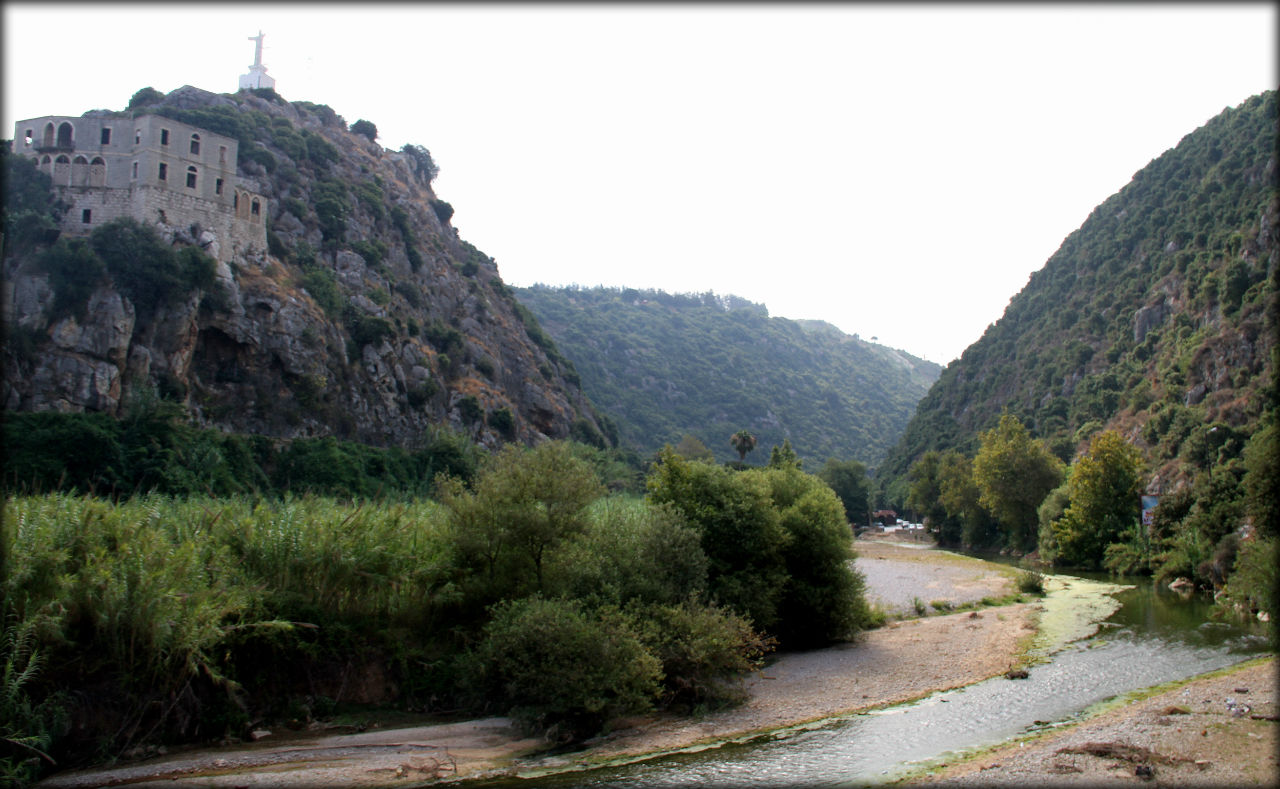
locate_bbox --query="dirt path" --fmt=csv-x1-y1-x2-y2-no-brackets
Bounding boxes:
33,543,1038,787
901,656,1278,787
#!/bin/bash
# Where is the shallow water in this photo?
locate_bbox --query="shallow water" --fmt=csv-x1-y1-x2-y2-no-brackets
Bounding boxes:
468,575,1268,788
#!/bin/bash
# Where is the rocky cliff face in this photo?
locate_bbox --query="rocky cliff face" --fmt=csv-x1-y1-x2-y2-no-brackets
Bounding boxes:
3,86,608,450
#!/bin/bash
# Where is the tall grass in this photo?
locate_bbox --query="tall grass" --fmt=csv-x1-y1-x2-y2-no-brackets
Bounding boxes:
1,493,458,778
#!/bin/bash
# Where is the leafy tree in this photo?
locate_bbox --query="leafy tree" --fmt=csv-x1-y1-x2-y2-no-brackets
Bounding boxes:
762,466,868,647
1242,421,1279,538
729,430,757,463
672,434,715,463
89,219,214,314
906,451,947,537
349,119,377,141
37,238,106,319
767,440,801,469
401,143,439,183
2,148,63,256
127,86,164,109
972,413,1063,552
937,450,992,548
1048,431,1145,567
548,497,707,606
443,442,603,600
646,449,787,632
819,458,871,527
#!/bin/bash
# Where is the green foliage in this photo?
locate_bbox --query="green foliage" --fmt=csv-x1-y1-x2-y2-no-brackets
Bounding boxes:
818,458,871,526
1242,422,1279,538
1221,536,1277,637
89,219,215,314
442,442,604,603
126,86,164,109
430,198,454,224
349,119,377,141
401,143,439,183
300,267,344,317
1047,431,1145,567
37,238,105,319
488,406,515,439
1016,570,1046,595
2,410,479,500
972,414,1064,552
762,466,869,647
646,450,788,632
730,430,757,463
468,597,659,739
624,601,770,712
548,497,707,606
514,285,940,468
877,91,1277,502
2,148,63,257
348,313,394,348
311,179,349,241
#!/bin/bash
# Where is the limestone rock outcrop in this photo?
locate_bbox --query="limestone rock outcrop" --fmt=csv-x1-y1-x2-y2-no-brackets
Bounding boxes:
3,87,607,450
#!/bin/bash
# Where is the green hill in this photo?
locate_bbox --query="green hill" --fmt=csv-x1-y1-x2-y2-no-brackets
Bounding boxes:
878,90,1276,503
512,286,941,467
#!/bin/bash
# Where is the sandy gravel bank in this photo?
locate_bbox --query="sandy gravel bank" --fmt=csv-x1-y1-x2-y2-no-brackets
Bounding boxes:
902,656,1278,787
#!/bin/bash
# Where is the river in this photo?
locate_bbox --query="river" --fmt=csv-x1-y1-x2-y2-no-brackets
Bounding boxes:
465,573,1269,788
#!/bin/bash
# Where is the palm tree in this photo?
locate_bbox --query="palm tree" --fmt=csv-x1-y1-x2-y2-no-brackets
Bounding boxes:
730,430,757,463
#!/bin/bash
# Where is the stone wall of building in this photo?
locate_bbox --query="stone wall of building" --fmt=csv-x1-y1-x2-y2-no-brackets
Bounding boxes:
12,114,265,263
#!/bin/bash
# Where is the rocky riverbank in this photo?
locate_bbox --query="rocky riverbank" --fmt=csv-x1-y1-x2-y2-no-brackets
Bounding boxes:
901,655,1277,787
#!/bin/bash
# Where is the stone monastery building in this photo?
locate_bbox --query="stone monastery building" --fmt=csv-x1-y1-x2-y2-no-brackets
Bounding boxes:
12,110,267,264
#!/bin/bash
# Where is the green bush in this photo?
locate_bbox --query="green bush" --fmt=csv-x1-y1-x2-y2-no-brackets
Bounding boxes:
350,119,377,141
468,597,659,739
548,496,707,606
646,450,789,634
300,268,344,316
1016,570,1046,595
37,238,106,319
88,219,214,314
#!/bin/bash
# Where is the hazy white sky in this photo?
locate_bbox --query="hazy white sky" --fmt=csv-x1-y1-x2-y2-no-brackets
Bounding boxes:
5,4,1275,363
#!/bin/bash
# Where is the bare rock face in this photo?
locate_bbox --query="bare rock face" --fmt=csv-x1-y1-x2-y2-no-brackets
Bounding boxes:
3,87,607,451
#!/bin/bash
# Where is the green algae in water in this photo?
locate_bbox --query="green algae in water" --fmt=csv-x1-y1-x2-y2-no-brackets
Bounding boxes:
1027,575,1131,658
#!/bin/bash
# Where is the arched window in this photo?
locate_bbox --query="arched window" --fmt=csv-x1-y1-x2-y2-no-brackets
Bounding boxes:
251,198,261,217
186,165,198,189
233,193,239,210
190,134,200,155
53,155,71,184
56,122,73,148
42,123,55,147
72,155,89,186
90,157,107,186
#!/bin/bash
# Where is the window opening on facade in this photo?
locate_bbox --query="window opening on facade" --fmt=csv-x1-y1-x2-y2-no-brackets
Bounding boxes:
251,199,261,216
101,128,111,145
135,129,141,144
219,146,227,164
187,166,198,189
24,130,33,145
82,209,92,224
159,162,168,181
215,178,224,195
160,129,170,145
233,193,239,210
132,162,138,179
42,123,55,147
190,134,200,155
56,122,73,147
